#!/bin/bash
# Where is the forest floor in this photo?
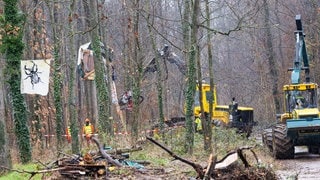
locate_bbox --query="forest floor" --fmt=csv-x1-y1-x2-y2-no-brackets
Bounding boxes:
45,146,277,180
101,132,320,180
43,129,278,180
4,128,320,179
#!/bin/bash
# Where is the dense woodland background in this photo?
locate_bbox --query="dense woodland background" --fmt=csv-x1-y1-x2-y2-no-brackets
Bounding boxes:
0,0,319,167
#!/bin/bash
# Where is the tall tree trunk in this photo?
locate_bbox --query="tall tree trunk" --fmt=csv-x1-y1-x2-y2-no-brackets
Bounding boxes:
203,0,213,152
196,44,205,144
68,0,80,154
2,0,32,163
29,1,46,152
50,0,63,150
0,57,11,171
146,1,165,139
124,3,133,134
82,0,99,125
182,0,191,63
181,0,191,118
87,0,112,134
263,0,280,114
185,0,200,154
131,0,142,143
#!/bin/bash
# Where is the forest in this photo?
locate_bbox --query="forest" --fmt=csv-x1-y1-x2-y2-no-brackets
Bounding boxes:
0,0,320,178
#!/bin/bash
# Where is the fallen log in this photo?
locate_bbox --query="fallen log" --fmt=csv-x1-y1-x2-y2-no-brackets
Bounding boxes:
91,136,122,167
59,164,106,178
105,146,143,155
89,146,143,157
146,137,205,179
213,146,258,170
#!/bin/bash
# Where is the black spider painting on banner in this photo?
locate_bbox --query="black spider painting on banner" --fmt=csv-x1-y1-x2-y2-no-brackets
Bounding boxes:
24,61,43,89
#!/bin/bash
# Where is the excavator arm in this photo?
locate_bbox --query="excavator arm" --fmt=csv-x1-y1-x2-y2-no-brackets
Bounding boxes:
289,14,310,84
143,45,187,77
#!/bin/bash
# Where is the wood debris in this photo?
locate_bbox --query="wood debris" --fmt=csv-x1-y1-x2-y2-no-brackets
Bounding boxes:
146,137,275,180
52,137,144,178
0,136,144,179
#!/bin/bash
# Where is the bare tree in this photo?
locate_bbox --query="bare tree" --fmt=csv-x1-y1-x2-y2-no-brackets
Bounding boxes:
203,0,213,152
184,0,200,154
0,56,11,171
146,1,165,139
67,0,80,154
263,0,280,114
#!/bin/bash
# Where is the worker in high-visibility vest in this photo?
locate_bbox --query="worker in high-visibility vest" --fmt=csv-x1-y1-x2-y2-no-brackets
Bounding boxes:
82,118,94,146
66,126,71,143
194,114,203,134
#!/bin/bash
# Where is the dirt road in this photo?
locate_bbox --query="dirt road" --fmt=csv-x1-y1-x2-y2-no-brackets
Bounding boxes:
255,133,320,180
275,146,320,180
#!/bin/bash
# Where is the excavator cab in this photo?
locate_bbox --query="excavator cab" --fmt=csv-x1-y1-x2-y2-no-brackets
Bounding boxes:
282,83,320,129
284,83,318,112
193,83,217,118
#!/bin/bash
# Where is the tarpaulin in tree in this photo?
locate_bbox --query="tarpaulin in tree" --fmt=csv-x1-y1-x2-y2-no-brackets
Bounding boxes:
77,41,114,80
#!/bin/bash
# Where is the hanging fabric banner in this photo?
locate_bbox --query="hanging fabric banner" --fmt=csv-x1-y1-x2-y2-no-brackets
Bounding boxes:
20,59,51,96
77,42,95,80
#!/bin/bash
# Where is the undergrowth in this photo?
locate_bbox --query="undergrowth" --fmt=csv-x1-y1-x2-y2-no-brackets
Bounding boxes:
0,164,43,180
130,126,259,166
0,126,270,179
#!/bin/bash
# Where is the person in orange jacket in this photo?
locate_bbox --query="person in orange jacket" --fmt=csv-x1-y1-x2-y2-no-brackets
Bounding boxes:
66,126,71,143
82,118,94,147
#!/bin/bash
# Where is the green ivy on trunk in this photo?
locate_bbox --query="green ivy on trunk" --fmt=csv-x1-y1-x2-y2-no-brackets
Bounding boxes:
0,0,32,163
92,38,112,134
53,46,63,149
51,0,63,150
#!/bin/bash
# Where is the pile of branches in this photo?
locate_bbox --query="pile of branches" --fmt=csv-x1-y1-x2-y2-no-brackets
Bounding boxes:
1,137,144,179
146,137,277,180
50,137,144,179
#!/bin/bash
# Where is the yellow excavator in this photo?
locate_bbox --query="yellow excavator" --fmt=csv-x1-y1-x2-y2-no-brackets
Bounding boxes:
194,83,254,134
145,45,255,136
166,83,255,137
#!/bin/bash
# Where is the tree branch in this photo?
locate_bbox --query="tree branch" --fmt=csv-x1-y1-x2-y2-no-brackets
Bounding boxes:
146,137,204,179
0,165,66,180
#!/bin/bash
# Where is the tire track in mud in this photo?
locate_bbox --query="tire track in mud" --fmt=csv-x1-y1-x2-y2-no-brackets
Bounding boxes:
275,146,320,180
255,132,320,180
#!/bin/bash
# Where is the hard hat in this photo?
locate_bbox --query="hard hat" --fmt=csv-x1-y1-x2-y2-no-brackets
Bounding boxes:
85,118,90,122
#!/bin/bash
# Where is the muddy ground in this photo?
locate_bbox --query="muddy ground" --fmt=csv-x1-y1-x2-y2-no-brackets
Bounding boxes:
256,133,320,180
275,146,320,180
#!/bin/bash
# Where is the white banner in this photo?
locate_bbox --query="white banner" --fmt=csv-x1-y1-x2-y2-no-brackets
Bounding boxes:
20,59,51,96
